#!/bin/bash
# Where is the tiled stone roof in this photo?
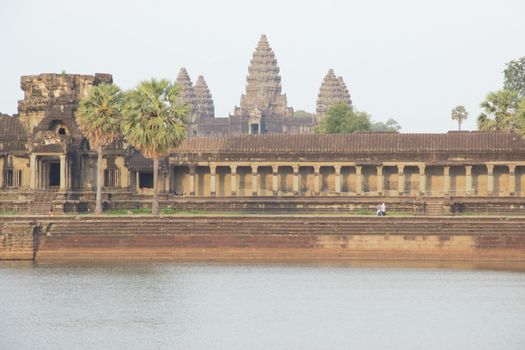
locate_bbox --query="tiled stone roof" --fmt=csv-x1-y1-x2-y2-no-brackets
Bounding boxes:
0,115,27,141
175,132,525,155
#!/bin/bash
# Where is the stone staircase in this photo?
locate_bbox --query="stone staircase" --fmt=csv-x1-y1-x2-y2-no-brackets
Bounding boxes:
43,216,525,237
28,190,57,215
424,199,446,216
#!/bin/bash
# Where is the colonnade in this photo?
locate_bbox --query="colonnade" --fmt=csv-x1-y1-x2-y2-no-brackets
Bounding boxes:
167,162,525,197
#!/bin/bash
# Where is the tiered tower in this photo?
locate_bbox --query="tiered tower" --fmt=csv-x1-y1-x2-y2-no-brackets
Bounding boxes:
231,34,294,135
316,69,352,123
175,68,196,122
194,75,215,120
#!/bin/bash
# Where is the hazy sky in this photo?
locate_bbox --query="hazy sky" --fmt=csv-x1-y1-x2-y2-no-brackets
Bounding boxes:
1,0,524,132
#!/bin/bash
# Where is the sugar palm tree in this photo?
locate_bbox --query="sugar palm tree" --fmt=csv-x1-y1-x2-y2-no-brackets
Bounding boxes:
121,79,187,215
451,105,468,131
478,90,521,133
77,83,122,215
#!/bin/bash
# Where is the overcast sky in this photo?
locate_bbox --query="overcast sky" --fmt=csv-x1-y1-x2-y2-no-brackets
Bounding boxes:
1,0,524,132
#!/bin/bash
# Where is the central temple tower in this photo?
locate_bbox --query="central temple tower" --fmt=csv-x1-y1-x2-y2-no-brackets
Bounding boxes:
230,34,294,135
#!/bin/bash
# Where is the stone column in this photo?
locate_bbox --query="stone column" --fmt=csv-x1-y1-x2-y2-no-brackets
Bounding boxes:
210,164,216,196
293,165,300,195
419,164,426,196
465,165,472,196
355,165,362,195
486,164,494,196
30,154,37,189
272,165,279,196
168,166,175,194
509,164,516,196
230,165,237,196
189,165,196,196
136,171,140,192
443,166,450,195
59,154,66,191
334,165,341,194
251,165,258,196
314,165,320,195
376,165,383,195
397,165,404,196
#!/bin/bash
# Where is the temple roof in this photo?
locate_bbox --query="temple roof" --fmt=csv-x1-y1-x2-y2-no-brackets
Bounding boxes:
316,69,352,120
175,132,525,155
0,115,27,141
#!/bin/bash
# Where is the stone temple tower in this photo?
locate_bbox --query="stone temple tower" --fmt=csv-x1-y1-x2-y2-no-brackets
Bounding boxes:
194,75,215,120
175,68,196,121
230,34,294,135
316,69,352,123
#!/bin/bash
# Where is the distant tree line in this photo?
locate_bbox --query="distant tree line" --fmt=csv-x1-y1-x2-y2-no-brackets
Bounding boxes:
309,104,401,134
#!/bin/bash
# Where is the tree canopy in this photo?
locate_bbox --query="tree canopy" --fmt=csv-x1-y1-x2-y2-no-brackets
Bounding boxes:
371,118,401,132
504,56,525,97
294,110,314,119
478,90,525,136
315,104,371,134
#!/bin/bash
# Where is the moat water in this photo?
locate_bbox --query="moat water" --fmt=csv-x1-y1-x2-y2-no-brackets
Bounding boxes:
1,261,525,350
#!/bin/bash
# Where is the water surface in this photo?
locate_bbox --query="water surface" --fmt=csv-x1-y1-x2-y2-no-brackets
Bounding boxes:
1,261,524,350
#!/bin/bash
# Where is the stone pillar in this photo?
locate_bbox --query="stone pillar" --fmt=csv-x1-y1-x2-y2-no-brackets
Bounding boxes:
443,166,450,195
355,166,362,195
189,165,196,196
30,154,37,189
59,154,66,191
272,165,279,196
334,165,341,194
314,165,320,195
251,165,258,196
509,164,516,196
397,165,404,196
376,165,383,195
293,165,300,195
168,166,174,194
136,171,140,192
230,165,237,196
419,164,426,196
210,165,216,196
465,165,472,195
486,164,494,196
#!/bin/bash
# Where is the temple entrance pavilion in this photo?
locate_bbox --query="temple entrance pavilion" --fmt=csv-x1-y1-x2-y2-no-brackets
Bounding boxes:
29,154,69,191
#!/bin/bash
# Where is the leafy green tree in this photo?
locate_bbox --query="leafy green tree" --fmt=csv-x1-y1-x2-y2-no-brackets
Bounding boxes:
77,83,122,215
504,56,525,97
371,118,401,132
451,105,468,131
315,104,371,134
478,90,525,135
122,79,188,215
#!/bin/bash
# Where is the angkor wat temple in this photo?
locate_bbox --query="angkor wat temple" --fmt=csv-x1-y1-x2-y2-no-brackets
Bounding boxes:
181,34,352,136
0,35,524,215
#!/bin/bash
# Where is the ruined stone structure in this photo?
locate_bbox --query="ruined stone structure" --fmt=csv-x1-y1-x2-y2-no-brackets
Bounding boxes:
316,69,352,123
1,71,525,215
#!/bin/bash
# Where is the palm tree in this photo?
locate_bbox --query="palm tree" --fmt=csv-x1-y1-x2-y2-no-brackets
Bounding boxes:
121,79,187,215
77,83,122,215
451,105,468,131
478,90,521,133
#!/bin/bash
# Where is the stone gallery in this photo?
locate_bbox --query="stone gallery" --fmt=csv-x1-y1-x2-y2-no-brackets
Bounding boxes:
0,35,524,214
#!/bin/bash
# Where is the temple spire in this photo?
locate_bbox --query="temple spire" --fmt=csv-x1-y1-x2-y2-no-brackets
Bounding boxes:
316,69,352,123
175,67,196,121
194,75,215,119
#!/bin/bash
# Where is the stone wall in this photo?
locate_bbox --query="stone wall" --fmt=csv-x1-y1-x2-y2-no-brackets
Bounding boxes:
1,216,525,261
